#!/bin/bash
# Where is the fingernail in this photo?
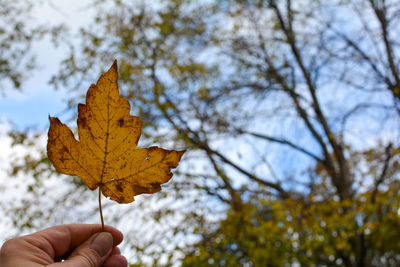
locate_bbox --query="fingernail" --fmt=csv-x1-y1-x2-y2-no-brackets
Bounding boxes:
91,232,113,257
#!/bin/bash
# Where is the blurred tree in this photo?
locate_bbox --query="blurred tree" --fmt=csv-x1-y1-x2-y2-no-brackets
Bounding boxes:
0,0,64,240
0,0,46,93
5,0,400,266
182,184,400,266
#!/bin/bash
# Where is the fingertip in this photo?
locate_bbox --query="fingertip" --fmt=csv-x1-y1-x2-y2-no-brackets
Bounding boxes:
110,246,121,256
103,254,128,267
103,225,124,246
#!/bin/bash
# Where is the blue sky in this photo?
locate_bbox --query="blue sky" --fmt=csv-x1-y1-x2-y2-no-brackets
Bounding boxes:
0,0,92,128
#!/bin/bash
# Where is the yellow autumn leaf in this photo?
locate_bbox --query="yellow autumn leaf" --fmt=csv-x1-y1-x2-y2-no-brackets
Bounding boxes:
47,60,185,205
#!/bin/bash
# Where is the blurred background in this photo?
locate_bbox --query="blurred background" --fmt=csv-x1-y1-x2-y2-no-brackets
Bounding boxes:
0,0,399,266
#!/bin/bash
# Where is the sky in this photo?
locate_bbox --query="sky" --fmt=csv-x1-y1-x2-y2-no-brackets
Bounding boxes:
0,0,95,243
0,0,93,128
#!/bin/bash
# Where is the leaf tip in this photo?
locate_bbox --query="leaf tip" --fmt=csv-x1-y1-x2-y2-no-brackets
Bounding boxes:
48,115,60,124
112,59,118,70
177,150,186,160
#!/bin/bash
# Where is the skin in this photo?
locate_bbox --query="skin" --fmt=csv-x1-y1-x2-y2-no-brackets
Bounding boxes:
0,224,128,267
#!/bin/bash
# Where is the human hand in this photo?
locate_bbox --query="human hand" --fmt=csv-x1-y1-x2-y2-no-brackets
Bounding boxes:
0,224,128,267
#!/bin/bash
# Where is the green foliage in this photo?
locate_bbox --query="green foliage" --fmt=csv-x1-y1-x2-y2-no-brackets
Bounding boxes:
182,185,400,266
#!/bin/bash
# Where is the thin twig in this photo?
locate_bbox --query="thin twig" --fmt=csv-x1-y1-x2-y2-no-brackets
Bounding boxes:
98,185,105,232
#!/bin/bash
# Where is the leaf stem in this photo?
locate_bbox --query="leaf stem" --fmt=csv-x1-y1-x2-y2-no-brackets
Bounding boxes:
98,184,105,232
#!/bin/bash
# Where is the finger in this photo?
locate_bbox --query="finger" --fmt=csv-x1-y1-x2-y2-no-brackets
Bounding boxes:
110,246,121,256
51,232,114,267
27,224,123,259
103,254,128,267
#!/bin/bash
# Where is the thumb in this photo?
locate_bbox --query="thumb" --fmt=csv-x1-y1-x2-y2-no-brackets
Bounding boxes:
61,232,114,267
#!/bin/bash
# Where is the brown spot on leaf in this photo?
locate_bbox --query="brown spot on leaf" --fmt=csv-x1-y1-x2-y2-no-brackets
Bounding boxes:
150,182,160,187
115,183,123,192
80,117,87,128
148,146,158,152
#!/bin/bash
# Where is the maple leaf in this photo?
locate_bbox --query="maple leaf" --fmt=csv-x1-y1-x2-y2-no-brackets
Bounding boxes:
47,61,185,228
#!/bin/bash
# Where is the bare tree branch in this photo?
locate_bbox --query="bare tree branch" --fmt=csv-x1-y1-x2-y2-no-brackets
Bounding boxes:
238,129,325,163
